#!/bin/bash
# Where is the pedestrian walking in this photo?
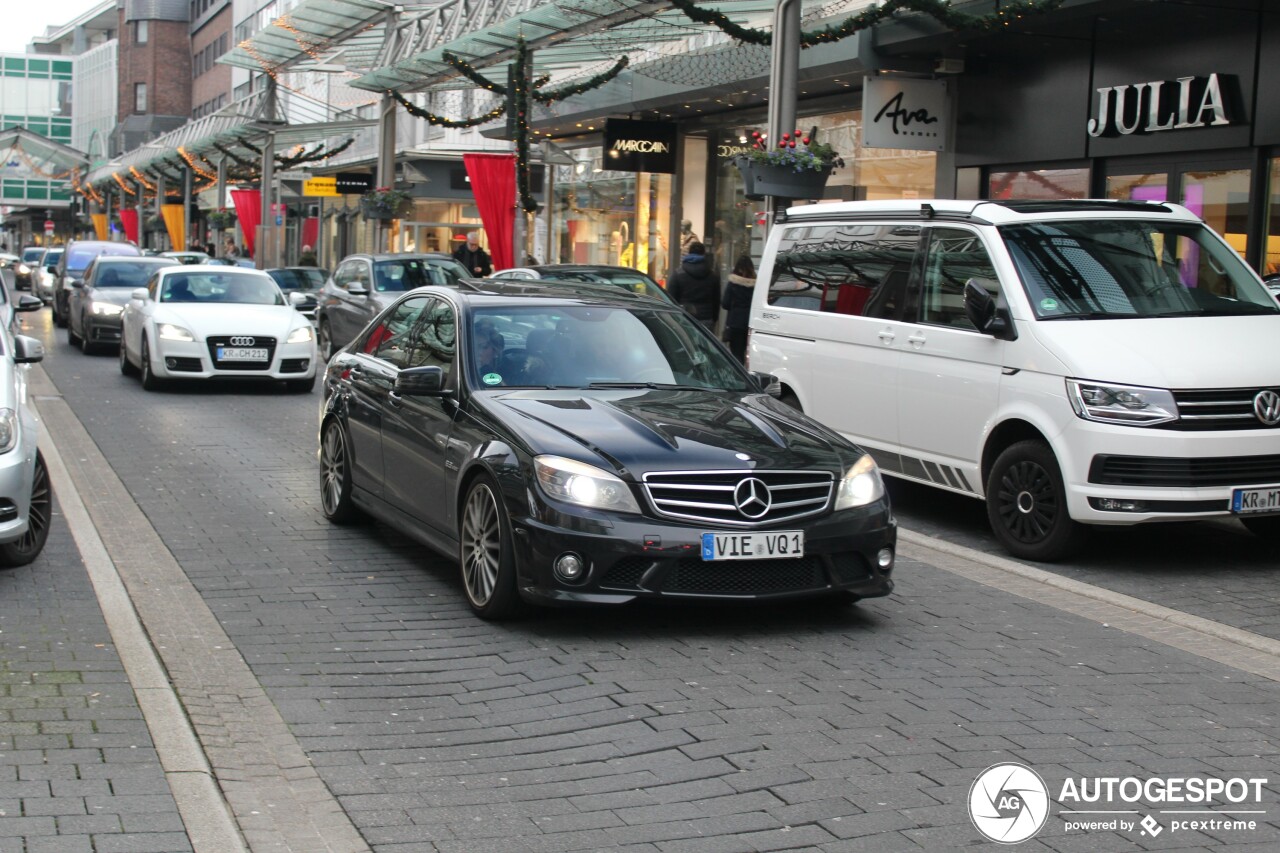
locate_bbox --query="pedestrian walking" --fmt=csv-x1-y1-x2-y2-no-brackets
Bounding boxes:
298,244,318,266
667,241,720,331
452,231,492,277
722,255,756,363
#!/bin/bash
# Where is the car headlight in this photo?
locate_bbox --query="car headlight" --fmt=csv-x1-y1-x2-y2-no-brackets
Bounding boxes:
157,323,194,342
534,455,641,513
834,454,884,510
0,408,16,453
1066,379,1178,426
16,264,28,275
90,301,124,316
286,325,314,343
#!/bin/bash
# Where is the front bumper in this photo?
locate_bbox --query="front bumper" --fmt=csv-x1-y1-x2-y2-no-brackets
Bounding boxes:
84,315,124,346
150,336,317,381
0,439,36,545
509,499,896,606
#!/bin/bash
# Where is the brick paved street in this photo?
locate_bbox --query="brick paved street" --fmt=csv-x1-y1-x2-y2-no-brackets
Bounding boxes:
5,312,1280,852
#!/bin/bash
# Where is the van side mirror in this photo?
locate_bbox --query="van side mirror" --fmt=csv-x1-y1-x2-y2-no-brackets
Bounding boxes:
963,279,1017,341
750,371,782,398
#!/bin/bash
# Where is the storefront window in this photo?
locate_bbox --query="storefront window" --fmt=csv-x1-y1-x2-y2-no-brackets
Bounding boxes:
1266,159,1280,277
990,168,1090,199
1182,169,1251,261
396,200,483,256
1107,173,1168,202
550,147,674,281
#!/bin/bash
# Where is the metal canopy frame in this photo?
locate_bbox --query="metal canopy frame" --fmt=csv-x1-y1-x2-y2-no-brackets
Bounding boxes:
0,126,89,176
221,0,406,75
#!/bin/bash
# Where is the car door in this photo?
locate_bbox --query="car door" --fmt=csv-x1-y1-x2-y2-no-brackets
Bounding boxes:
895,225,1006,493
329,260,372,348
380,297,459,535
69,260,96,337
121,272,155,365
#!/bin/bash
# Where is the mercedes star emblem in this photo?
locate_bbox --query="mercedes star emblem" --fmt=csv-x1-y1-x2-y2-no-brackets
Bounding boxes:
733,477,772,519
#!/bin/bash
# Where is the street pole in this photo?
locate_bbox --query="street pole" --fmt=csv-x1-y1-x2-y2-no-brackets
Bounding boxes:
183,165,193,252
766,0,801,230
377,92,396,253
261,131,275,269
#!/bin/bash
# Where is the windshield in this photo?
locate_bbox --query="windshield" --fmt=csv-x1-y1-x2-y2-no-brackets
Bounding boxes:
22,249,43,263
268,269,326,291
44,250,63,266
94,261,175,288
1001,219,1278,319
66,243,140,273
160,271,283,305
373,259,466,292
467,305,750,391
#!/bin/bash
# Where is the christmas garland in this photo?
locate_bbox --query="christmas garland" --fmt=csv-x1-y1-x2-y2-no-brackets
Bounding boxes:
213,142,256,168
389,89,507,128
443,51,507,94
533,56,629,103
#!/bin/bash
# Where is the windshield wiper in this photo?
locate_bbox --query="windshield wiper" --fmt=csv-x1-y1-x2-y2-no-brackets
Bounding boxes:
587,381,707,390
1039,311,1132,320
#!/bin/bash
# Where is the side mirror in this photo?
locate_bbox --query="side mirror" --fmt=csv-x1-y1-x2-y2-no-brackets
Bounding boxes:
750,371,782,398
13,335,44,364
71,279,85,289
394,365,446,396
347,282,369,296
963,279,1017,341
131,288,148,302
15,295,43,313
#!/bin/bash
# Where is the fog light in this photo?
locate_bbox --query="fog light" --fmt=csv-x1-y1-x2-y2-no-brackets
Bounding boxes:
1092,497,1147,512
165,357,177,369
877,548,894,569
554,553,586,583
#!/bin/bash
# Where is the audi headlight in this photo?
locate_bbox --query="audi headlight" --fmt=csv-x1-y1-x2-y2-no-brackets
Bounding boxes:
534,455,641,513
1066,379,1178,426
834,454,884,510
90,301,124,316
157,323,194,341
286,325,314,344
0,408,16,453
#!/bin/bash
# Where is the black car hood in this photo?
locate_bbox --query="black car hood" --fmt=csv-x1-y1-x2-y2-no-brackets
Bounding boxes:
482,389,851,477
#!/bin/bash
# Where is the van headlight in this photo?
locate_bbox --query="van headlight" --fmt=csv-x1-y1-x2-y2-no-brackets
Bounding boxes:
0,408,17,453
286,325,314,343
835,454,884,510
534,455,640,513
1066,379,1178,426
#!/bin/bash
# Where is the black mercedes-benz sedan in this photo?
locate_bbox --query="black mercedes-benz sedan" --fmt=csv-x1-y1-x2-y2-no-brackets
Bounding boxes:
319,281,895,619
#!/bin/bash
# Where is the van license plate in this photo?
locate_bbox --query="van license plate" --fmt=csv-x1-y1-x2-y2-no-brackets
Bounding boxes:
1231,487,1280,514
700,531,803,561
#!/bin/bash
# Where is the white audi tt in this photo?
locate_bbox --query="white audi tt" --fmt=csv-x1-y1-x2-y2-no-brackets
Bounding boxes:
119,265,318,392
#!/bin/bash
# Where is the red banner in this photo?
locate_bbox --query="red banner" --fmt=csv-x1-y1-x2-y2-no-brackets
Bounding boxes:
230,189,262,258
118,209,139,245
462,153,515,271
301,217,319,254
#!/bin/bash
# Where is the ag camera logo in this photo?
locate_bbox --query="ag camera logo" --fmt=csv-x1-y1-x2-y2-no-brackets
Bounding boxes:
969,762,1050,844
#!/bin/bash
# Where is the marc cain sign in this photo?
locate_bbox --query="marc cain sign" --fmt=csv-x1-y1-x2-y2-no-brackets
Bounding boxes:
1087,73,1232,137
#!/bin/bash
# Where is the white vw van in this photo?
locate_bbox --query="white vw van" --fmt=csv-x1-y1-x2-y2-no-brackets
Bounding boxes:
748,199,1280,561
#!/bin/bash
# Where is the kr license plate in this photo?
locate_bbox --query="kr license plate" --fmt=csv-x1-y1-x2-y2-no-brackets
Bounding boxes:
1231,486,1280,514
700,530,804,561
216,346,268,361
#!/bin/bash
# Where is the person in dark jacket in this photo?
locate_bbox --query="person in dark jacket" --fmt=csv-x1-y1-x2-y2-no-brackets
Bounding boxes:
452,231,492,277
667,241,720,330
721,255,756,363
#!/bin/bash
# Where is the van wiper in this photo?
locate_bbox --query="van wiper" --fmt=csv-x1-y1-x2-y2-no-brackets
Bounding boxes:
1040,311,1130,320
588,381,706,390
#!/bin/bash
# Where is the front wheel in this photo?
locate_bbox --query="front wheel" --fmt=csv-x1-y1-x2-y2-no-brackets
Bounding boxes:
1242,515,1280,540
0,451,51,568
53,297,66,328
459,475,523,620
67,318,81,347
985,440,1086,562
119,337,137,375
319,419,358,523
139,337,163,391
317,320,334,363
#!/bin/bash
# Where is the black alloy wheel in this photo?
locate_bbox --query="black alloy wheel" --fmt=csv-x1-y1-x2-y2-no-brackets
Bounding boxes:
986,439,1086,562
139,336,162,391
0,451,51,567
317,320,333,362
319,419,358,523
459,475,522,620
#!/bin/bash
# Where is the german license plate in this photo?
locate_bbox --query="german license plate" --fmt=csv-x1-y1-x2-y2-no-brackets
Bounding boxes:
700,530,804,561
216,346,268,361
1232,486,1280,514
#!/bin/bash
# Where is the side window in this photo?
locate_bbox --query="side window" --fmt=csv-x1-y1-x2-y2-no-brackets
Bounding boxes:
361,296,430,368
146,273,160,300
768,223,919,318
408,299,456,380
353,262,372,290
333,262,353,289
919,227,999,330
82,260,96,286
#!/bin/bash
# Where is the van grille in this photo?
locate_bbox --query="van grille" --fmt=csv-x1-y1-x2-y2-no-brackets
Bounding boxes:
1169,387,1280,431
642,470,833,526
1089,454,1280,487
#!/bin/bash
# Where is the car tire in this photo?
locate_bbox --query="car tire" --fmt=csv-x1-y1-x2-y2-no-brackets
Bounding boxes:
80,325,95,355
286,375,316,394
1241,515,1280,540
459,474,523,620
119,338,137,375
319,418,359,523
986,440,1086,562
0,450,51,568
54,296,68,328
68,318,82,348
139,337,163,391
778,391,802,412
317,319,334,362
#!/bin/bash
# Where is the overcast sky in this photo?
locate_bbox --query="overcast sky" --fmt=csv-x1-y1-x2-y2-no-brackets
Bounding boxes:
0,1,108,55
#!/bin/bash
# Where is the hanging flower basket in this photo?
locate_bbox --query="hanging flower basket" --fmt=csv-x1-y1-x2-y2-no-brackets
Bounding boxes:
734,126,843,200
360,186,414,221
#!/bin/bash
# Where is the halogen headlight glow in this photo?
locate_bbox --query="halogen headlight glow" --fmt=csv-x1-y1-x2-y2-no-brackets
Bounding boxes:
834,454,884,510
1066,379,1178,426
157,323,194,341
90,301,124,316
286,325,314,343
16,264,28,275
0,408,17,453
534,455,641,513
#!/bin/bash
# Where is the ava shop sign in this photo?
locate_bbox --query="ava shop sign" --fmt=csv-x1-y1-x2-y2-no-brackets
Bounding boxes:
1087,73,1233,137
863,77,947,152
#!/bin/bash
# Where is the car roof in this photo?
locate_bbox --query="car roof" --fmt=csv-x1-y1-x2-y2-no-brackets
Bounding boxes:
343,253,459,262
430,278,680,308
95,255,173,263
781,198,1201,225
156,264,270,275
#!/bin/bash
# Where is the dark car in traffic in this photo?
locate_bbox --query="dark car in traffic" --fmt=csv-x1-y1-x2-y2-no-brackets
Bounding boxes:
316,253,469,361
266,266,327,322
66,256,180,353
52,240,142,328
490,264,672,302
319,281,896,620
15,247,45,290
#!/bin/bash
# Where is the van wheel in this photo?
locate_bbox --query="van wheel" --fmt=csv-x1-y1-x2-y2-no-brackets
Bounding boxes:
986,440,1085,562
1241,516,1280,540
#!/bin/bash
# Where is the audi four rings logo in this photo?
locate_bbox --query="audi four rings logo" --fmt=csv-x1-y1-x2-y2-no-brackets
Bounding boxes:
1254,390,1280,426
229,336,256,347
733,477,772,519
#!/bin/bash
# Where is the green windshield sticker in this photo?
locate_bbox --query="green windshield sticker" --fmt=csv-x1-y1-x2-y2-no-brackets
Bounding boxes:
482,372,503,385
1040,298,1059,311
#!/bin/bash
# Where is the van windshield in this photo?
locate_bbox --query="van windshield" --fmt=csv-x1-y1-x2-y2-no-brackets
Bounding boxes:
999,220,1278,319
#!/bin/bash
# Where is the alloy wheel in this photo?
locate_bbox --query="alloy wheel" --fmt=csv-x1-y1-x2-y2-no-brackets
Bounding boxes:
7,452,50,561
320,422,350,518
994,459,1058,544
460,484,502,607
317,321,332,361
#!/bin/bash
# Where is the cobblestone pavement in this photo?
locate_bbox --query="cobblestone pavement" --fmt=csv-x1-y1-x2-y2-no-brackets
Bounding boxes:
19,310,1280,852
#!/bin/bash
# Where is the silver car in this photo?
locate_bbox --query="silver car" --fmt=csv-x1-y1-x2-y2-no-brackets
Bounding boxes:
0,326,50,567
33,248,63,303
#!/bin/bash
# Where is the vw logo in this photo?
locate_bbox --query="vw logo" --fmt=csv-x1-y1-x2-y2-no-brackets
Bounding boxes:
1255,390,1280,426
229,336,256,347
733,477,772,519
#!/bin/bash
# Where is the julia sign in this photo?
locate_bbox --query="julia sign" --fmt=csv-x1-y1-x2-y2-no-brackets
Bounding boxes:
1087,73,1232,137
863,77,947,152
